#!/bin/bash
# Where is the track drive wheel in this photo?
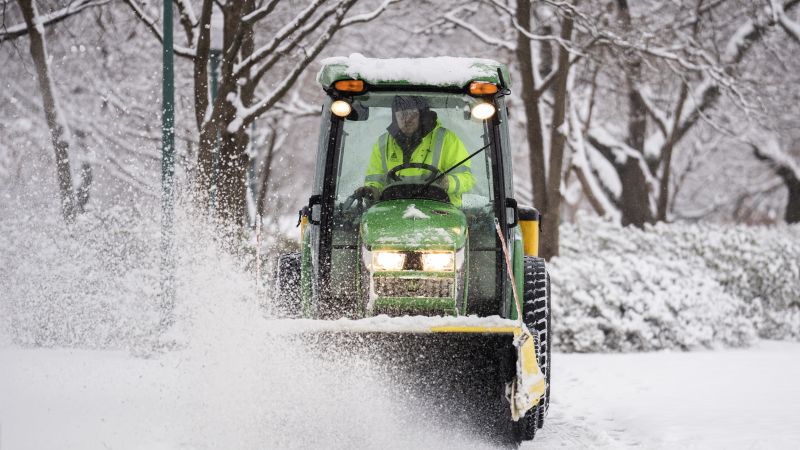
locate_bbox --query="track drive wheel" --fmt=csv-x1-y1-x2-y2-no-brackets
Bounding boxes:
274,252,301,317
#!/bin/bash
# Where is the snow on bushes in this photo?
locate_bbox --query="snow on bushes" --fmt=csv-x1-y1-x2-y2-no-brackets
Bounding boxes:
551,217,800,352
0,192,270,351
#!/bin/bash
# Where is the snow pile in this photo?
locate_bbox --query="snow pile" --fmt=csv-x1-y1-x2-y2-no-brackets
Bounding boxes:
318,53,503,87
551,217,800,352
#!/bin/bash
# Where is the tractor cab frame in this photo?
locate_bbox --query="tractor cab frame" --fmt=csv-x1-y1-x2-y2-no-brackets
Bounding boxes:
304,61,521,321
275,56,551,444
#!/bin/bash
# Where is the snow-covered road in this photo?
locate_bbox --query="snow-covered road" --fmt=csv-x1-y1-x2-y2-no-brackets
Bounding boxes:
533,340,800,449
1,339,798,449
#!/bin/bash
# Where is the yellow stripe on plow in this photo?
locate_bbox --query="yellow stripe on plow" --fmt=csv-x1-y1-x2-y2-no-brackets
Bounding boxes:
429,326,519,334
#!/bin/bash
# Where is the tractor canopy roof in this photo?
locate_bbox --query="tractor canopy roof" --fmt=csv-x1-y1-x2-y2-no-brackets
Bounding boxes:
317,53,511,90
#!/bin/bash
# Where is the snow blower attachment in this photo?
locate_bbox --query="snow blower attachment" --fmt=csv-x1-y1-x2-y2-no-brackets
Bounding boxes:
274,55,551,444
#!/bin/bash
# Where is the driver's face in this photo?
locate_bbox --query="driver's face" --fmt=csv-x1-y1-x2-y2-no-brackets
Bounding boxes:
395,109,420,136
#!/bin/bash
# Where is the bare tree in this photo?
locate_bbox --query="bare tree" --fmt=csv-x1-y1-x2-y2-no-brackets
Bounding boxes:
0,0,108,43
124,0,397,230
575,0,800,226
15,0,92,222
435,0,586,259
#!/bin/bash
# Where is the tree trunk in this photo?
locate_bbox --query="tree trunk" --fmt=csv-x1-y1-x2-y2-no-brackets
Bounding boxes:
197,123,217,207
618,159,652,226
217,128,249,227
193,0,214,198
256,127,278,220
18,0,75,222
785,176,800,223
538,10,573,260
753,144,800,224
516,0,547,210
616,0,652,227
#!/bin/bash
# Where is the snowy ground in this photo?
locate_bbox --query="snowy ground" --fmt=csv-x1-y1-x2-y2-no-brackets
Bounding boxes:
534,340,800,449
2,337,798,449
1,207,797,449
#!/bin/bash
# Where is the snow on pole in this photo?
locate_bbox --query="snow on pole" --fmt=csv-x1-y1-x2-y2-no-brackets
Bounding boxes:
209,4,223,212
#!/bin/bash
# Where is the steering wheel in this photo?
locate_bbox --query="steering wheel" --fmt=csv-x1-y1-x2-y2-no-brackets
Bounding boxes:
386,162,442,184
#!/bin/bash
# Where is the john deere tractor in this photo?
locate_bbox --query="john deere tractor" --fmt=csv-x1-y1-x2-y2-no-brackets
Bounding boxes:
275,55,551,444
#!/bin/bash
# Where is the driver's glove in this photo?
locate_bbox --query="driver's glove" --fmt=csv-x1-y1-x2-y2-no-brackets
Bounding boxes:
354,185,380,201
436,175,449,192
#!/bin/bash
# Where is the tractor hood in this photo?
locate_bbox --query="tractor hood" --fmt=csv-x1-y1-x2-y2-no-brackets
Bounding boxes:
360,199,468,251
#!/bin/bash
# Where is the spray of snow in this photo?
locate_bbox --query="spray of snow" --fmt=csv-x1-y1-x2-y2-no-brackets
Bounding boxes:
0,185,499,449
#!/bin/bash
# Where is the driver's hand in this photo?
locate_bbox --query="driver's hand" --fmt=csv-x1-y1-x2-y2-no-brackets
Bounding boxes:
437,175,449,192
354,185,380,201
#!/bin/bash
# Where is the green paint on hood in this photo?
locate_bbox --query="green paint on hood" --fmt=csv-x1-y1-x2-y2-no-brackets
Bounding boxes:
361,199,468,251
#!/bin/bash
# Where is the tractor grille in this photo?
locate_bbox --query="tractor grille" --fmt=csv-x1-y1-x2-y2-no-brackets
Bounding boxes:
373,277,453,298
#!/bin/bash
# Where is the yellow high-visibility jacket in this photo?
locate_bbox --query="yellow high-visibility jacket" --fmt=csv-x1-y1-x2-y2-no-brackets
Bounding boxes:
364,122,475,206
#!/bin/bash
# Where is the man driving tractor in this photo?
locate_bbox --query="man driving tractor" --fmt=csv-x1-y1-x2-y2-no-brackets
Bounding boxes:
354,95,476,207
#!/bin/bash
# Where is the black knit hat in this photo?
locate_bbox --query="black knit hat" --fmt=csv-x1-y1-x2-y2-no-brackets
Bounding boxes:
391,95,429,113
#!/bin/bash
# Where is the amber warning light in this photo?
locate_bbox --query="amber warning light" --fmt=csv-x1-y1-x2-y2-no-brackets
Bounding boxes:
468,81,499,95
334,80,365,93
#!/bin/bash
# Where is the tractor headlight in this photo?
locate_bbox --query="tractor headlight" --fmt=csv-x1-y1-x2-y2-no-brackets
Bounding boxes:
372,251,406,271
421,252,455,272
470,102,496,120
330,100,352,117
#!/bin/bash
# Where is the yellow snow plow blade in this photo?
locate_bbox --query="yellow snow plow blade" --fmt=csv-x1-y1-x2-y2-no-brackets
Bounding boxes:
507,326,545,420
429,323,544,419
267,315,545,420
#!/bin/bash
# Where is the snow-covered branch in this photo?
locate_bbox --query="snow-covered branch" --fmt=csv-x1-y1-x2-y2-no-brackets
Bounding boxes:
632,86,668,137
174,0,198,47
233,0,327,78
441,6,516,51
567,97,619,220
121,0,195,58
248,2,343,86
771,0,800,43
676,178,782,221
751,140,800,182
341,0,399,27
229,0,356,130
669,2,799,150
238,0,397,82
242,0,281,24
587,128,659,199
273,92,321,118
0,0,108,43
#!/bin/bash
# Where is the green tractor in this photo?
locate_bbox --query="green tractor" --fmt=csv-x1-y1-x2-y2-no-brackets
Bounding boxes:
275,55,551,444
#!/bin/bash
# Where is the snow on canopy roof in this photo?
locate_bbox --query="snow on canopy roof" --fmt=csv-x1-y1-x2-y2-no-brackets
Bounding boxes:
317,53,511,89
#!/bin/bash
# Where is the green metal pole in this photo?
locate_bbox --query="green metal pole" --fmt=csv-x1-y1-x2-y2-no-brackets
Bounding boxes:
209,49,221,210
160,0,175,328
